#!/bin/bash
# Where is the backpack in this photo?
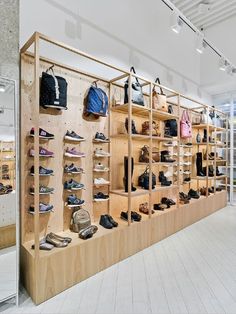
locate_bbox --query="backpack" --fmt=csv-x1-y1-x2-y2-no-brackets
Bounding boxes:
40,65,68,110
84,82,108,119
70,208,91,233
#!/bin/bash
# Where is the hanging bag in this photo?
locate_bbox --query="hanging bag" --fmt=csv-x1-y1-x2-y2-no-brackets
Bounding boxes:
152,78,167,111
40,65,68,110
180,110,192,138
124,67,144,106
200,108,212,125
85,81,108,118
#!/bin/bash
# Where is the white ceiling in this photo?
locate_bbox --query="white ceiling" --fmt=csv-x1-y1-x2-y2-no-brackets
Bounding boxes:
171,0,236,30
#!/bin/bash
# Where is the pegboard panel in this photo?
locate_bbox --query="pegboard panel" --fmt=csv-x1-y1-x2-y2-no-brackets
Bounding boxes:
21,54,109,243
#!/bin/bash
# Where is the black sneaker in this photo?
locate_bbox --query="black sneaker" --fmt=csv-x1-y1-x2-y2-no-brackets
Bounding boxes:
64,130,85,142
131,211,142,222
30,166,54,176
94,192,109,202
94,132,109,143
106,214,118,227
99,215,113,229
188,189,200,199
30,127,54,139
120,211,133,222
64,164,84,174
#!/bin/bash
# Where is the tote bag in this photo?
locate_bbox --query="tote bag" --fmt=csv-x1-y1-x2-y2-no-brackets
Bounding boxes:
152,78,167,111
180,110,192,138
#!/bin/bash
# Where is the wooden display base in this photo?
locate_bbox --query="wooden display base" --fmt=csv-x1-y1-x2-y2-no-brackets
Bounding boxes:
0,224,16,249
21,190,227,305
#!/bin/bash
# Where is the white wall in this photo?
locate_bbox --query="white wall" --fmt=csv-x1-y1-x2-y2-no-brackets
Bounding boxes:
20,0,212,104
200,15,236,95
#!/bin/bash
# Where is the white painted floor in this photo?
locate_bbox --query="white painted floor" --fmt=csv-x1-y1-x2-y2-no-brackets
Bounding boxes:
1,205,236,314
0,246,16,302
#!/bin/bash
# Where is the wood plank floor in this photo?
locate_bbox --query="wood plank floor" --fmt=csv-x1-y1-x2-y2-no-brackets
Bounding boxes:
1,205,236,314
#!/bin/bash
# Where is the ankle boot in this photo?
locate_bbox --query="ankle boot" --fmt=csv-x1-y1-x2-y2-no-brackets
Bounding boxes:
123,156,136,192
159,171,172,186
216,166,223,176
161,150,175,163
208,165,214,177
196,152,205,176
125,118,138,134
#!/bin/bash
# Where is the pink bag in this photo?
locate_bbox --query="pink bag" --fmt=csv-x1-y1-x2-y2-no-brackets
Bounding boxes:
180,110,192,138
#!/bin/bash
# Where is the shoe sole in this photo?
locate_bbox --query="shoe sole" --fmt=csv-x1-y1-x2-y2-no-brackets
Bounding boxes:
64,187,84,191
120,216,134,222
94,182,110,185
93,169,109,172
28,210,53,215
94,154,110,157
65,171,83,174
39,154,54,157
65,153,85,158
64,136,85,142
30,173,54,176
94,198,110,202
43,105,67,110
30,192,53,195
93,139,110,143
66,202,85,208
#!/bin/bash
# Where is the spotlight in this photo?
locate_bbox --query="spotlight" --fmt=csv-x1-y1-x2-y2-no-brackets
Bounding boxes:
196,33,207,54
219,57,228,71
170,11,183,34
0,84,5,93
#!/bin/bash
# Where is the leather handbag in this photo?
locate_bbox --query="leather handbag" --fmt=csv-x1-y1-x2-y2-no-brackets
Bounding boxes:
40,65,68,110
201,108,213,125
124,67,144,106
70,208,91,233
141,121,160,136
165,119,177,137
152,78,167,111
85,82,108,118
180,110,192,138
138,166,156,190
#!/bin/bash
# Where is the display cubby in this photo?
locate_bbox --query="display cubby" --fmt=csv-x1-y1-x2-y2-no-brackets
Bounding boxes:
20,32,228,304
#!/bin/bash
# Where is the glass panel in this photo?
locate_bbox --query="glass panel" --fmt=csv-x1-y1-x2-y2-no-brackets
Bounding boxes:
0,77,17,302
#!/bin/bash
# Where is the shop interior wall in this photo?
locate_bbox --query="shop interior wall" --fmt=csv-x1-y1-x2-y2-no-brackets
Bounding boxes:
20,0,212,104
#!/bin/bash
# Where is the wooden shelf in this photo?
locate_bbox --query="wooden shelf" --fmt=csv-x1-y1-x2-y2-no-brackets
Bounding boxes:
110,188,149,197
192,124,226,131
152,109,179,121
111,134,177,142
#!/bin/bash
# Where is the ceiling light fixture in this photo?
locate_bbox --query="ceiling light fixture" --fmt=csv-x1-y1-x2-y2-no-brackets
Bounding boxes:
0,84,6,93
170,11,183,34
196,33,207,54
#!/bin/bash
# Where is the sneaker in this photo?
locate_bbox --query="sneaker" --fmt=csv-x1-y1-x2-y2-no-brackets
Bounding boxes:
30,127,54,139
30,166,54,176
94,192,109,201
29,203,54,214
64,130,85,142
30,185,54,195
67,194,85,207
29,147,54,157
163,141,178,147
93,132,109,143
94,148,110,157
64,164,84,174
79,225,98,240
64,179,84,190
184,152,192,157
183,162,191,166
93,163,109,172
94,178,110,185
65,147,85,158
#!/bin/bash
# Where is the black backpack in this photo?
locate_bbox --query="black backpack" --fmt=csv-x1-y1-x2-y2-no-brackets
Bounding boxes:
40,66,68,110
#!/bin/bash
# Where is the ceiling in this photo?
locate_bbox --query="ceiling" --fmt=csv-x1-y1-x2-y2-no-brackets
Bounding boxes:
171,0,236,30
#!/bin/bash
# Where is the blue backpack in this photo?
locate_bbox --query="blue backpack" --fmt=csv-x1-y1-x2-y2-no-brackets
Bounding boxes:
85,82,108,118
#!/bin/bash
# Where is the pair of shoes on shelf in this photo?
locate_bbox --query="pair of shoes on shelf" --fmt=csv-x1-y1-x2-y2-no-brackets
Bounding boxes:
79,225,98,240
67,194,85,207
94,192,109,201
30,165,54,176
120,211,141,222
94,148,110,157
153,197,175,211
139,145,159,163
179,192,191,204
29,203,54,214
31,232,72,250
93,132,109,143
64,179,84,191
188,188,200,199
159,171,172,186
160,150,176,163
99,214,118,229
64,163,84,174
139,202,154,215
65,147,85,158
29,185,54,195
29,147,54,157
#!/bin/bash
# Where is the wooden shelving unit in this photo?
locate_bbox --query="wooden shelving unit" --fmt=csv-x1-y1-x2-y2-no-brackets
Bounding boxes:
20,32,229,305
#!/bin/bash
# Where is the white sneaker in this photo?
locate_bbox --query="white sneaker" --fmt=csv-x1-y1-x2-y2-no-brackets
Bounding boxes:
184,161,191,166
94,148,110,157
184,152,192,157
93,163,109,172
94,178,110,185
